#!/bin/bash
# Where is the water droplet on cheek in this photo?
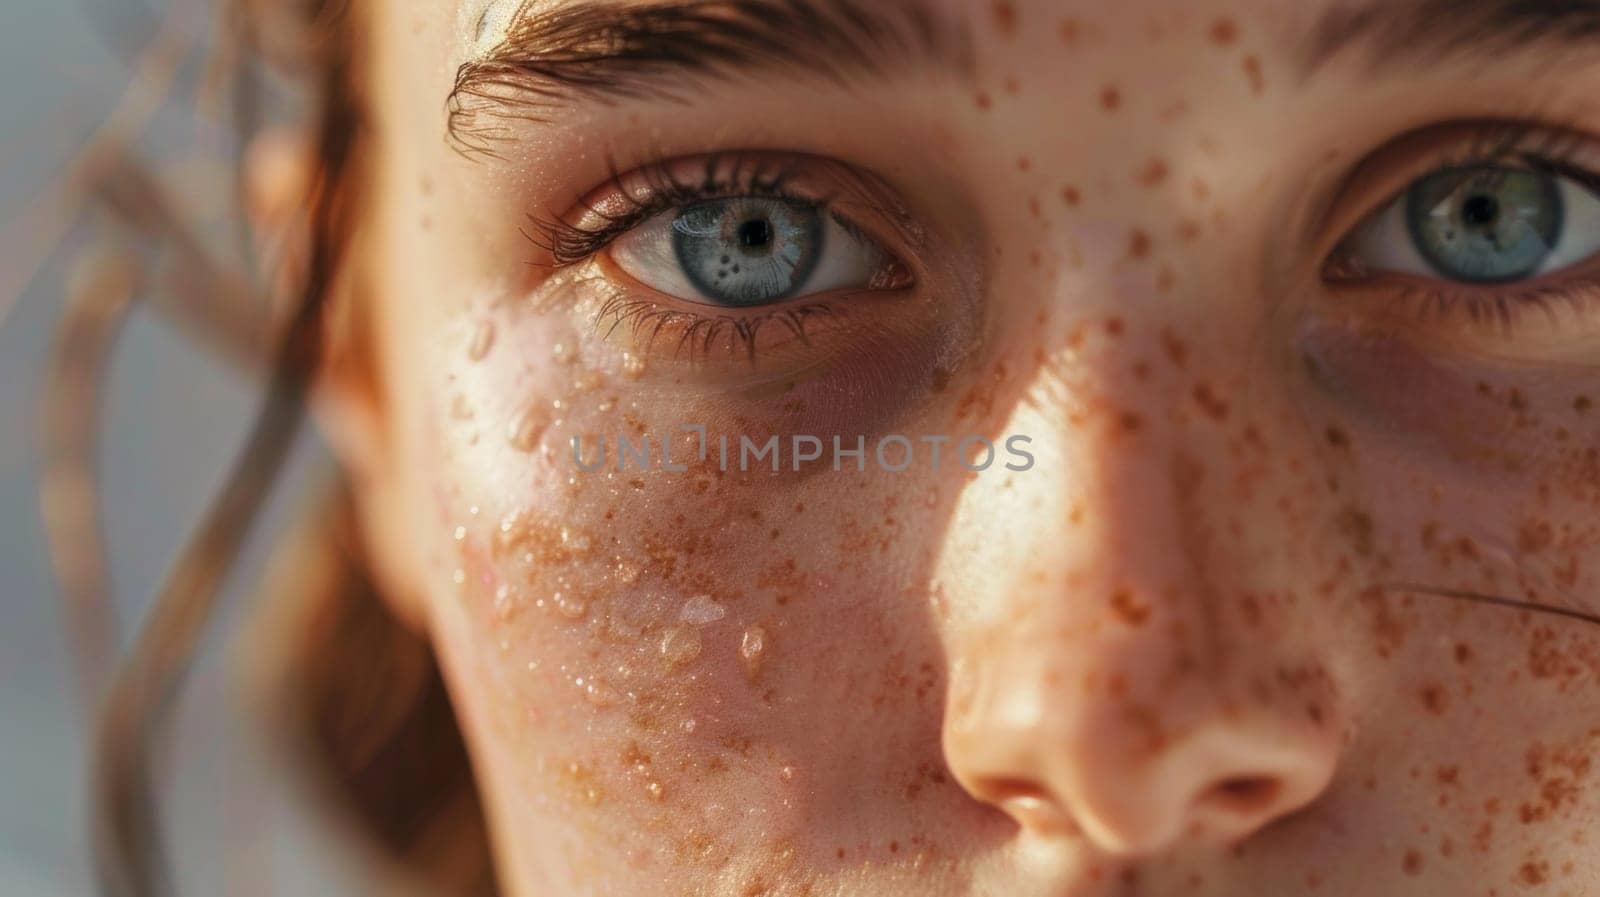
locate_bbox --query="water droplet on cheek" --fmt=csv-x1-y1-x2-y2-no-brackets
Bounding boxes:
555,591,589,620
680,594,727,625
582,676,620,707
740,625,768,681
467,320,496,361
661,625,703,667
493,583,520,620
508,405,551,453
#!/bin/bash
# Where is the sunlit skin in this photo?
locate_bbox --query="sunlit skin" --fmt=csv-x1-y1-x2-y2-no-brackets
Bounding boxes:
294,1,1600,894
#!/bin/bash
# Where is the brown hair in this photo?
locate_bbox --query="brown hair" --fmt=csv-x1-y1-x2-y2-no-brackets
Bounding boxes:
45,2,494,894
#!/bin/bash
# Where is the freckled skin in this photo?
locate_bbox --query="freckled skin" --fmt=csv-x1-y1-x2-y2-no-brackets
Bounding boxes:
317,1,1600,896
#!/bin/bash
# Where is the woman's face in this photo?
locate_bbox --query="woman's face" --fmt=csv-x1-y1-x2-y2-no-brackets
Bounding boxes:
339,1,1600,893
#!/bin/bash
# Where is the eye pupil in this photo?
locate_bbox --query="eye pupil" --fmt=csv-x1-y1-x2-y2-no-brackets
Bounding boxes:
737,218,774,251
1461,193,1499,229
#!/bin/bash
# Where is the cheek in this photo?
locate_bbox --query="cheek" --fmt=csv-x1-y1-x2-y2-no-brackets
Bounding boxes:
406,295,976,873
1296,320,1600,600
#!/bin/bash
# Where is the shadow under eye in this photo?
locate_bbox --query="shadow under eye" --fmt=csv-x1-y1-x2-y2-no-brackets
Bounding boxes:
1298,318,1600,487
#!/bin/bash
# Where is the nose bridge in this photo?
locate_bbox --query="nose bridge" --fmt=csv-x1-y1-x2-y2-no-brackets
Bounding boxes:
940,320,1344,856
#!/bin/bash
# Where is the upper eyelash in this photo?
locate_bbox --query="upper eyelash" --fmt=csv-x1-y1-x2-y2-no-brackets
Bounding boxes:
523,153,824,266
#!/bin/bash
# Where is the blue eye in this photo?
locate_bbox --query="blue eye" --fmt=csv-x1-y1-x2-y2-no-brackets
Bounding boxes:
609,196,894,307
1408,167,1561,283
1340,163,1600,285
670,198,823,306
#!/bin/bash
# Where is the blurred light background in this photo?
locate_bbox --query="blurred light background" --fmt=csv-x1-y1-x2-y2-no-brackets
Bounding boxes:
1,3,360,893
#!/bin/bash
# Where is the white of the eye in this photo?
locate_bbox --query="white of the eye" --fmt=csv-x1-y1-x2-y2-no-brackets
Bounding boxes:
1539,177,1600,272
1342,173,1600,279
610,206,885,303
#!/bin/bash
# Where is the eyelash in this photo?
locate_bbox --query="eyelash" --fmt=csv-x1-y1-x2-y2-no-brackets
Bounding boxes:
525,153,818,266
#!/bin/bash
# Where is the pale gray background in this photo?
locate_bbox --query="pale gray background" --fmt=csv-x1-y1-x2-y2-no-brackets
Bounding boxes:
1,4,364,894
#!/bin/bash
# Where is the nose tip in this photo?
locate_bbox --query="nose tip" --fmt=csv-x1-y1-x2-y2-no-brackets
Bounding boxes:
950,710,1340,857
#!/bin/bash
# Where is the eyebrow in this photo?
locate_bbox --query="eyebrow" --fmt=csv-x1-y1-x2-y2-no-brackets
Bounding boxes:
447,0,974,156
1302,0,1600,76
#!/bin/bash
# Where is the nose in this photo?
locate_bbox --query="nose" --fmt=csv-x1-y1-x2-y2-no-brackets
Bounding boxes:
946,664,1339,855
938,335,1344,857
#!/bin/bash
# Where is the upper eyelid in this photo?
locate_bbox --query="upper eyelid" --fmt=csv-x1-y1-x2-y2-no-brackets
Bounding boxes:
526,152,918,267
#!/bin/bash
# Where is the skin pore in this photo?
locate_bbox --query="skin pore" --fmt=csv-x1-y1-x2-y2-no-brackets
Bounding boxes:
309,1,1600,894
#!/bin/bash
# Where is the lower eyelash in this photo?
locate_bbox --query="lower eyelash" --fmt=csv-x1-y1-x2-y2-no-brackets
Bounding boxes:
1376,282,1597,337
593,294,838,362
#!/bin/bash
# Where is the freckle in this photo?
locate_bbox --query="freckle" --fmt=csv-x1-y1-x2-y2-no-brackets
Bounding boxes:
1420,683,1448,715
1178,218,1202,241
1191,178,1212,201
1100,84,1121,111
1016,155,1031,172
1133,361,1151,380
1137,158,1169,187
1402,850,1424,876
1193,382,1230,421
1454,642,1474,664
889,840,899,853
1058,18,1080,45
1104,317,1125,336
1242,55,1265,94
1325,425,1349,448
974,91,992,111
1128,228,1151,258
1119,411,1143,432
1110,588,1151,626
1156,266,1175,292
1003,74,1020,94
991,1,1017,38
1575,395,1592,413
1161,327,1189,368
1061,185,1082,206
1028,249,1042,268
1028,196,1042,218
1210,17,1239,46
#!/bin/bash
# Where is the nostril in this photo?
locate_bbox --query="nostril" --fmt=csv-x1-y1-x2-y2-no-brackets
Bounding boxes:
977,778,1075,833
1201,775,1282,815
984,777,1051,805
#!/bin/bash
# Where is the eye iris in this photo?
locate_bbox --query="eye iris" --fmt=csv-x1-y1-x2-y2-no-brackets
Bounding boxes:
671,198,823,306
1406,166,1562,283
